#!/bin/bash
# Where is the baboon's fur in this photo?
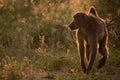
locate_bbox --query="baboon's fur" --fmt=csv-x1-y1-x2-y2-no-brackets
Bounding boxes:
89,6,98,17
68,7,109,73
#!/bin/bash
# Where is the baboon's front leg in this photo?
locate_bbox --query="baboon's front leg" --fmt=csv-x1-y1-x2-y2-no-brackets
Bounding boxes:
87,37,97,73
78,40,86,73
86,43,90,64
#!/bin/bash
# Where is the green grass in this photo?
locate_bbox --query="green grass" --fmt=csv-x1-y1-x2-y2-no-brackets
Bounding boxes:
0,47,120,80
0,0,120,80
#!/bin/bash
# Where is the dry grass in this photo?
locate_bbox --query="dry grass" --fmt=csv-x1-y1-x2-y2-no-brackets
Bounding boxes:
0,48,120,80
0,0,120,80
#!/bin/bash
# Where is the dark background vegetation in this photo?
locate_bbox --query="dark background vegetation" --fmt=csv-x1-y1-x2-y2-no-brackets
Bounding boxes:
0,0,120,80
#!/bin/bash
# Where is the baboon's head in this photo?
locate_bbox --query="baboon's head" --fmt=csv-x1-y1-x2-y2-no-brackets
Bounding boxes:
68,13,87,30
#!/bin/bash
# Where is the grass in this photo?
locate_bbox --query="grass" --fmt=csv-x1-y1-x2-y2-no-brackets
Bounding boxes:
0,0,120,80
0,47,120,80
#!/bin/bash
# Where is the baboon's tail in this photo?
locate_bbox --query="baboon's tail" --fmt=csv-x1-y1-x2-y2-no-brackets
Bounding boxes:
89,7,98,17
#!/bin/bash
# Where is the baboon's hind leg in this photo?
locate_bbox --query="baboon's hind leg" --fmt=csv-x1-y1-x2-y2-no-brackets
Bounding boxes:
97,33,109,69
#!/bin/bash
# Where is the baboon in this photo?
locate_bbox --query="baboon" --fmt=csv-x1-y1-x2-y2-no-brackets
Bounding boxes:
68,7,109,73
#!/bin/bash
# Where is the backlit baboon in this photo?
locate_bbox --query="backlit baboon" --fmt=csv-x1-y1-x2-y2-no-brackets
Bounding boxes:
68,7,109,73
